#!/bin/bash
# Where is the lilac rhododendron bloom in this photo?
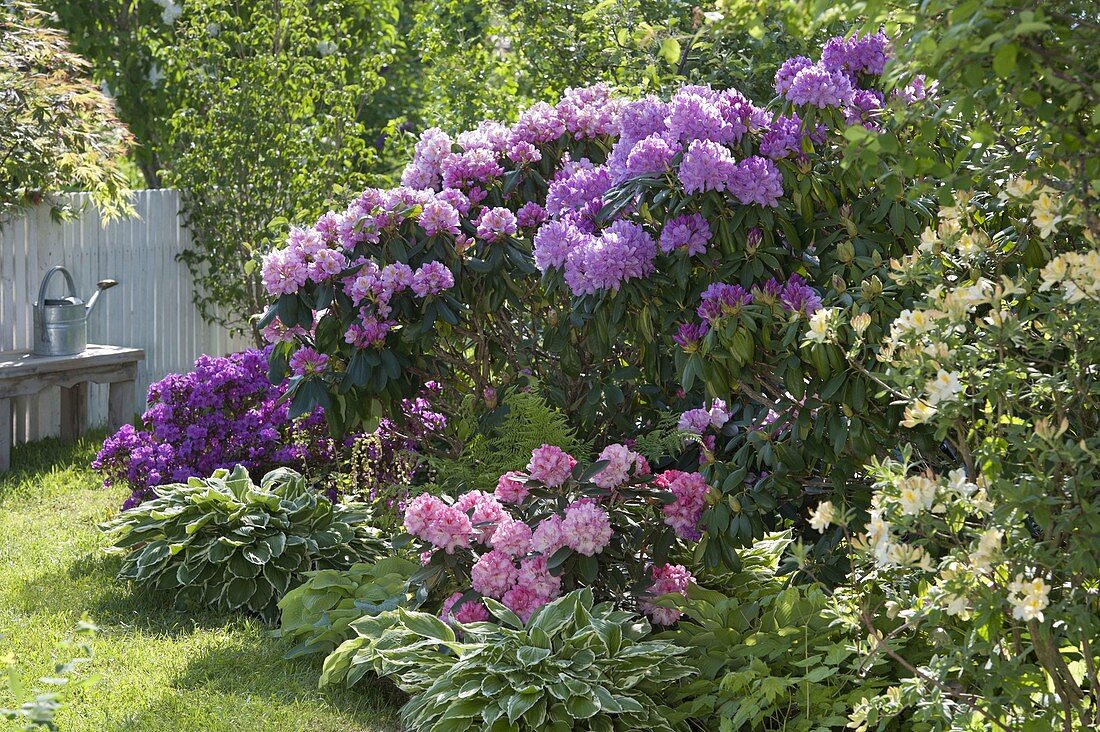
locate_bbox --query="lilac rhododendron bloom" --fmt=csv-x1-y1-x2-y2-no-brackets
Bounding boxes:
418,199,461,236
821,30,889,76
624,133,679,177
509,101,566,144
774,55,814,95
288,347,328,377
515,201,546,229
410,261,454,297
697,282,753,322
659,213,712,256
557,83,621,139
475,206,518,242
728,156,784,207
779,273,823,315
673,321,709,351
785,63,856,108
678,139,736,195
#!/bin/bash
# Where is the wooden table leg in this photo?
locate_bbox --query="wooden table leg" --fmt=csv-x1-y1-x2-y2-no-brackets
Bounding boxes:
107,379,136,433
59,382,88,443
0,398,10,472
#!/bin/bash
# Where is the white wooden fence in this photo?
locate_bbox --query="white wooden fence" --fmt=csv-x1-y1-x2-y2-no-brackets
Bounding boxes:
0,190,249,443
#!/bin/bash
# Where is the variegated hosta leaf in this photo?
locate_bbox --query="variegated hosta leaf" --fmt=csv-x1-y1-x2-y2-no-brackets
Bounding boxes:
100,467,385,622
318,590,693,731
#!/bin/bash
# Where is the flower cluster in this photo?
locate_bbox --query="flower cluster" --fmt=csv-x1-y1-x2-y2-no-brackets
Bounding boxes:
777,31,889,112
639,563,694,626
93,349,336,508
674,272,825,353
403,444,711,625
94,350,444,511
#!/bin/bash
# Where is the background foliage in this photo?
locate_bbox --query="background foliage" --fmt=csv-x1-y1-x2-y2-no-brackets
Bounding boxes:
0,1,131,223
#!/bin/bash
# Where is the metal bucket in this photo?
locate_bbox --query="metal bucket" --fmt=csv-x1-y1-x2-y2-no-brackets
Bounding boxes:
33,266,88,356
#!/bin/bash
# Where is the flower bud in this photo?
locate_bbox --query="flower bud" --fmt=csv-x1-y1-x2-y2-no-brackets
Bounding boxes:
483,387,497,408
861,275,883,299
832,274,847,294
746,227,763,254
851,312,872,335
837,240,855,263
871,250,883,268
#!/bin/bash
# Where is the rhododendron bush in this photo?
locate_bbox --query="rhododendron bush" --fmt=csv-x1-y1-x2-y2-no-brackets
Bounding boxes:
257,29,952,575
399,443,710,626
93,348,443,509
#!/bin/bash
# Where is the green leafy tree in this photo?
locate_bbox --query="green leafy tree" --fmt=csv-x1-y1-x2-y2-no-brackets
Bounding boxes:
162,0,399,337
0,1,132,223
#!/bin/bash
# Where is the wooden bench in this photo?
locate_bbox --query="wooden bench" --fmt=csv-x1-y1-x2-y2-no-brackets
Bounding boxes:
0,344,145,471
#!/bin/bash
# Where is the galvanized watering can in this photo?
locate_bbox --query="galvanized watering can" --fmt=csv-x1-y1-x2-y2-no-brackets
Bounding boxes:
33,266,118,357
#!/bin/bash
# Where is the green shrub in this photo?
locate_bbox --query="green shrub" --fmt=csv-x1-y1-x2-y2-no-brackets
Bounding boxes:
277,556,418,659
664,534,895,731
100,465,384,622
320,589,693,731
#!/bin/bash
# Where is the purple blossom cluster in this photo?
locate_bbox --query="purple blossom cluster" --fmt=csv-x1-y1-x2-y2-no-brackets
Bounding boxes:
93,349,336,509
776,30,898,125
674,273,823,354
677,398,731,464
93,350,445,511
403,444,710,626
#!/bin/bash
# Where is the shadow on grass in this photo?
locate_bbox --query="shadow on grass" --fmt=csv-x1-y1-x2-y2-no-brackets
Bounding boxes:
0,432,107,504
173,629,405,730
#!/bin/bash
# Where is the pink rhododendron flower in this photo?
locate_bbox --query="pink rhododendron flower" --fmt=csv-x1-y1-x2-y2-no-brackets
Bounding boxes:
640,563,694,625
471,550,518,599
502,585,551,624
592,443,647,489
403,494,446,538
491,518,533,558
494,471,529,504
531,514,567,555
526,445,576,488
517,555,562,599
441,592,490,624
424,505,473,554
562,498,613,556
654,470,710,541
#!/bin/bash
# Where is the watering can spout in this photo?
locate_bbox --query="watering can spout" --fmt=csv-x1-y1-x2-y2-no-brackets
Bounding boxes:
85,279,118,314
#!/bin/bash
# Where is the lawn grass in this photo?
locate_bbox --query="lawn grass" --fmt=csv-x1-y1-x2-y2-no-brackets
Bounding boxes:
0,434,401,732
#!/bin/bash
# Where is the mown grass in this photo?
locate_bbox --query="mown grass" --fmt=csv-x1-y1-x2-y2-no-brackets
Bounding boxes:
0,434,401,731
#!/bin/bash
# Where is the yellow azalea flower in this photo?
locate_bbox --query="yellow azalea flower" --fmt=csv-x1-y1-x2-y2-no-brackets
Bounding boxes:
803,307,836,344
901,399,937,428
809,500,836,533
1000,175,1038,201
925,369,963,405
1031,192,1063,239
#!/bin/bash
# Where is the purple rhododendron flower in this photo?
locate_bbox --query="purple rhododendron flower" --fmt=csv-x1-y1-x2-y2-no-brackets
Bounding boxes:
659,213,711,256
728,156,784,207
785,64,856,108
678,139,736,195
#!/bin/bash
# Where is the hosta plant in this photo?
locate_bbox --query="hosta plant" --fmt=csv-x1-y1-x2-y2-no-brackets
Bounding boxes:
277,556,418,659
321,588,693,731
100,466,385,622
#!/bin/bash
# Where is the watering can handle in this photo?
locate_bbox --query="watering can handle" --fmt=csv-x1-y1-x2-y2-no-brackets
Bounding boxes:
36,265,78,306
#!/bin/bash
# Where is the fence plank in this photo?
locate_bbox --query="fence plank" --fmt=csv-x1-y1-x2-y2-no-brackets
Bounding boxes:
0,191,249,444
